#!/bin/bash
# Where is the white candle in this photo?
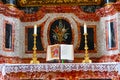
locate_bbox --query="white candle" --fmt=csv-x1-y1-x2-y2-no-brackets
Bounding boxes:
84,23,87,34
34,24,37,34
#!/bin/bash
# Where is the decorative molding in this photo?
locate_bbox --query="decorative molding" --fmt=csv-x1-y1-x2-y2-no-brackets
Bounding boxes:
18,0,102,7
0,1,120,21
96,1,120,17
0,2,24,19
21,6,99,22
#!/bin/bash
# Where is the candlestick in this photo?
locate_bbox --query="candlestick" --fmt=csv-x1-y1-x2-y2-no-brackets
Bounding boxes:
34,24,37,34
30,34,40,64
84,23,87,34
82,33,92,63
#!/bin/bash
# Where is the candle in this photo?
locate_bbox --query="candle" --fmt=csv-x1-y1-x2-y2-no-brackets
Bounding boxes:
84,23,87,34
34,24,37,34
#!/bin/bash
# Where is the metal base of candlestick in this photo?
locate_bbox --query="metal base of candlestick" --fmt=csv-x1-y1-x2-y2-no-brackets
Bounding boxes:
30,59,40,64
82,59,92,63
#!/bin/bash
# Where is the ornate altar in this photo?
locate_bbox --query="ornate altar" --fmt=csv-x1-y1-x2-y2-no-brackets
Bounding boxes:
0,1,120,80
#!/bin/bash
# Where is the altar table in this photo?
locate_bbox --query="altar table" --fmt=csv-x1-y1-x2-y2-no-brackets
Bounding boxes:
0,63,120,80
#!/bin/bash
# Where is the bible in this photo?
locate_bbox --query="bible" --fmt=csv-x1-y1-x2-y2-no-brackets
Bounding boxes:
46,44,74,62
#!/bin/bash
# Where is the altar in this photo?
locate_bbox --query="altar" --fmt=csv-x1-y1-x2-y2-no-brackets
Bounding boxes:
0,63,120,80
1,0,120,80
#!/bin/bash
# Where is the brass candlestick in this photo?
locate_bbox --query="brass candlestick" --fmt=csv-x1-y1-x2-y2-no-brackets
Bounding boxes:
82,33,92,63
30,34,40,64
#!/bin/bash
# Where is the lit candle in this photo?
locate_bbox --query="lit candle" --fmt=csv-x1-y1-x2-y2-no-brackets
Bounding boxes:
84,23,87,34
34,24,37,34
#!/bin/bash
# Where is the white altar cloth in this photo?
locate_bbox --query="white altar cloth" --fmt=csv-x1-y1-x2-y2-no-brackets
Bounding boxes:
0,62,119,76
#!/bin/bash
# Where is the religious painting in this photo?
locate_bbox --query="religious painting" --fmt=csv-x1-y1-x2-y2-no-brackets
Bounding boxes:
49,19,72,44
3,21,14,51
46,44,73,62
77,25,97,53
25,26,44,53
51,44,60,59
106,19,118,50
46,44,60,62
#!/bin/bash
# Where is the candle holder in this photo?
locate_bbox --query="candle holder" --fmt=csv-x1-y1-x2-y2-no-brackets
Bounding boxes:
30,34,40,64
82,33,92,63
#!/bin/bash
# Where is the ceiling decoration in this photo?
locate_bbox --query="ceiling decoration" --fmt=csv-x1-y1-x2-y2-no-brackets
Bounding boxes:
18,0,102,7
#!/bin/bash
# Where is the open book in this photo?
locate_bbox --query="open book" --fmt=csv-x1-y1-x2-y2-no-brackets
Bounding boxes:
46,44,74,62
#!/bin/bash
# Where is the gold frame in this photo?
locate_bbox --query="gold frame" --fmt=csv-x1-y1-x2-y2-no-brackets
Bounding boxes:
18,0,102,7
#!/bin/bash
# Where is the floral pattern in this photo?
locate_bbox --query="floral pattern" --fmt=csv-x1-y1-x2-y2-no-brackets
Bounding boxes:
51,19,71,44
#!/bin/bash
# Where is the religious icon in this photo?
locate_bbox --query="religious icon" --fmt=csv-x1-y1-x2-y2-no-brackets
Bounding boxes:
51,45,59,58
